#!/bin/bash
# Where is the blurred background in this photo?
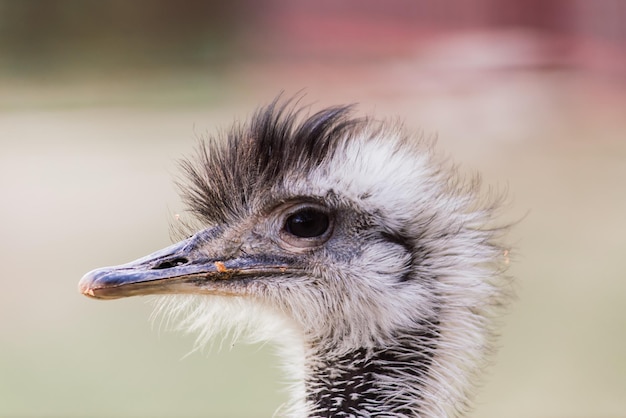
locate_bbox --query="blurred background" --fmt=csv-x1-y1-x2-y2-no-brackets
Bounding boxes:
1,1,625,417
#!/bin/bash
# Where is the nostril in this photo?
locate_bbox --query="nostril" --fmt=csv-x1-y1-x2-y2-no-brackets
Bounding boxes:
152,257,189,270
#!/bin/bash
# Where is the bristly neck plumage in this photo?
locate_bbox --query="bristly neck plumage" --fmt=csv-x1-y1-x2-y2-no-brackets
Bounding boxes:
302,320,439,418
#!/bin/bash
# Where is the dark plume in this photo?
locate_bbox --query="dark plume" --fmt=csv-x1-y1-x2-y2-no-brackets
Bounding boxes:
179,97,362,224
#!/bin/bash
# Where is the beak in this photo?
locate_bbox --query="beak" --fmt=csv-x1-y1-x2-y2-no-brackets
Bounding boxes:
78,230,294,300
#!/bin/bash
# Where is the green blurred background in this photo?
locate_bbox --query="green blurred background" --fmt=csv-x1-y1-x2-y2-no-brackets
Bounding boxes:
1,1,625,417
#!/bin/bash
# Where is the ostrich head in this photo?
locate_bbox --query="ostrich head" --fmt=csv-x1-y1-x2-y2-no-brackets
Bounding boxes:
79,99,511,418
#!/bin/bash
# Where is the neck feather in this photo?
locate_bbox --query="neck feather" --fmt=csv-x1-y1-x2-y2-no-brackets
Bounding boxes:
303,322,439,417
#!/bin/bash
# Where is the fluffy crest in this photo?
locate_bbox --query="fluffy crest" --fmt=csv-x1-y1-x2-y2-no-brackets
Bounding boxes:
179,99,364,225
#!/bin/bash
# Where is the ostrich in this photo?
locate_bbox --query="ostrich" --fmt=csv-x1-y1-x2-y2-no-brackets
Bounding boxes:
79,99,512,418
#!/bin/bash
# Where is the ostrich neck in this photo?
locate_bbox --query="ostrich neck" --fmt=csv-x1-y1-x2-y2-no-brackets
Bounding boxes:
303,325,438,417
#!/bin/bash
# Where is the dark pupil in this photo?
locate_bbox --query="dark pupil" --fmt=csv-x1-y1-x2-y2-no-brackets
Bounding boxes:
286,209,329,238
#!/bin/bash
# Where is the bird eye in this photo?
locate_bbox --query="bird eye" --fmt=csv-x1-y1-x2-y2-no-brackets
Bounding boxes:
279,204,333,250
285,208,330,238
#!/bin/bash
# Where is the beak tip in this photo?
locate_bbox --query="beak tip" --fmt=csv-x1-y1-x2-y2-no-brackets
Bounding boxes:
83,286,96,298
79,269,104,299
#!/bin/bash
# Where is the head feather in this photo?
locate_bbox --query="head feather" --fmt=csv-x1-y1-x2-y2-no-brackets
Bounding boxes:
179,98,363,225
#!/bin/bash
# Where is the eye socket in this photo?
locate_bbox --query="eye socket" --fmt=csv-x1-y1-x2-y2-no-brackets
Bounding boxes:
279,204,334,249
285,208,330,238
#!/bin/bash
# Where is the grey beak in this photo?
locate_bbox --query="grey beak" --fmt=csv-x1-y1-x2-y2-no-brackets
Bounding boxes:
79,231,295,300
